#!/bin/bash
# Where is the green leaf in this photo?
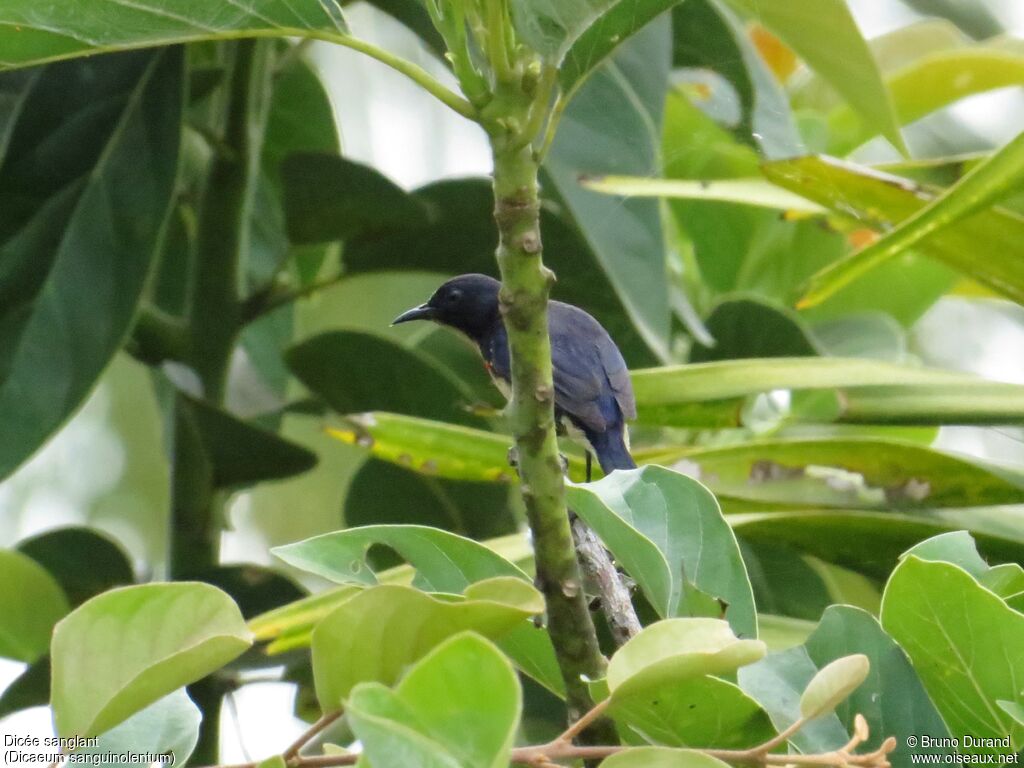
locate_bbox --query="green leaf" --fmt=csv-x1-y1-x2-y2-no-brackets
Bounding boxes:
242,51,338,386
327,412,523,483
757,615,815,652
252,533,534,639
799,131,1024,308
185,396,317,489
832,49,1024,154
609,674,775,749
600,747,734,768
0,550,69,662
980,564,1024,611
364,0,446,57
509,0,619,64
762,155,1011,307
263,57,340,179
287,332,486,427
265,530,559,695
803,606,950,768
672,0,802,157
273,525,530,591
738,647,851,753
343,459,518,543
50,582,252,739
567,466,757,638
663,437,1024,509
881,555,1024,754
560,0,679,96
659,98,944,324
251,585,364,654
347,633,520,768
193,565,306,620
0,50,182,481
17,527,134,607
811,312,907,361
723,0,905,153
804,560,881,615
607,618,766,701
492,621,566,699
281,153,430,244
581,175,824,214
311,579,542,707
0,2,346,70
689,297,819,362
799,654,870,720
75,689,200,768
731,508,1024,581
545,17,674,357
740,542,831,622
999,701,1024,728
632,357,1024,427
0,69,38,164
900,530,992,578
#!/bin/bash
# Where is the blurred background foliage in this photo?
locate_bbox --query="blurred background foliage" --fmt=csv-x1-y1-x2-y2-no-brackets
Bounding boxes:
2,0,1024,759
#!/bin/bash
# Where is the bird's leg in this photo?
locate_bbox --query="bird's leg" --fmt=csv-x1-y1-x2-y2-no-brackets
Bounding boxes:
585,451,593,483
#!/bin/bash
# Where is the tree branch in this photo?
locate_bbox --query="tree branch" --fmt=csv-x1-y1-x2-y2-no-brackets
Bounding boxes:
571,515,641,646
283,710,344,761
196,704,896,768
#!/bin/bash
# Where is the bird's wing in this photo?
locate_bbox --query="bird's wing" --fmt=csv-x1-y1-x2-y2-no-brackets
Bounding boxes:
551,335,608,431
549,303,636,431
598,334,637,420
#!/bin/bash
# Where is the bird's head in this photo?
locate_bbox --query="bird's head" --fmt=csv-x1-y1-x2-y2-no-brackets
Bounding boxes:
392,274,501,341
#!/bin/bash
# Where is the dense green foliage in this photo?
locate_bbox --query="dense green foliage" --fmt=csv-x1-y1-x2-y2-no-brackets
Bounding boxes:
1,1,1024,767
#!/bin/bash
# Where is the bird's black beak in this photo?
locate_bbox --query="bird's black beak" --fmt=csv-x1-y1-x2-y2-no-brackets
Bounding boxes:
391,303,436,326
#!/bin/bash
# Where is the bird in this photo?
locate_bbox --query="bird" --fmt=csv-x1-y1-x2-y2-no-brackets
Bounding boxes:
392,274,637,477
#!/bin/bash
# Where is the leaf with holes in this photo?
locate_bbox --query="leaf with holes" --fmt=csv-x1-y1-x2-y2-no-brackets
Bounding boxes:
273,525,529,591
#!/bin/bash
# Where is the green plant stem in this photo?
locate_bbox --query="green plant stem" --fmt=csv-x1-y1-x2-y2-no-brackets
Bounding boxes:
240,271,348,323
172,394,224,765
189,39,269,401
128,305,189,364
301,30,476,119
172,38,274,765
490,140,607,725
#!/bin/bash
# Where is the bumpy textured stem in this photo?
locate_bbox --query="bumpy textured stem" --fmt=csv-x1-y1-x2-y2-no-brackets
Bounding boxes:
491,142,607,722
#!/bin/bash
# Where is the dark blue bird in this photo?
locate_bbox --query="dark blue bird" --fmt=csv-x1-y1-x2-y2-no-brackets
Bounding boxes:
393,274,637,475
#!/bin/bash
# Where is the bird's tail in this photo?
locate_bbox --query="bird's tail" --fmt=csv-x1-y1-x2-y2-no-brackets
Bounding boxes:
587,425,637,474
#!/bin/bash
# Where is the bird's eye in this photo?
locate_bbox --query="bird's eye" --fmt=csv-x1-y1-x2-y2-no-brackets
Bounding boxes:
446,288,462,304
